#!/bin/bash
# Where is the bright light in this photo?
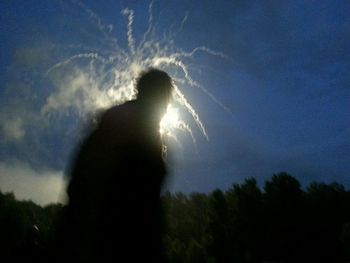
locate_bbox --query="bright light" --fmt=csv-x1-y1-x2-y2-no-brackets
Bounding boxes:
160,105,179,135
43,1,227,145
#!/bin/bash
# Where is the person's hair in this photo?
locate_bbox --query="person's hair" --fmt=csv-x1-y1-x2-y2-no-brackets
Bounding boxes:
136,68,173,103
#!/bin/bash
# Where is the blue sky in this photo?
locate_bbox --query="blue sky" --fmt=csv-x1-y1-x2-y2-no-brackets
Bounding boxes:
0,0,349,205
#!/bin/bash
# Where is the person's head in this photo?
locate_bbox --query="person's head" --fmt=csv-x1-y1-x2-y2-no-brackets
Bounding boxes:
136,68,173,115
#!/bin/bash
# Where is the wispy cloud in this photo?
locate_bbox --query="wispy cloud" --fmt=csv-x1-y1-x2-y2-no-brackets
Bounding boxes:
1,117,26,142
0,160,67,206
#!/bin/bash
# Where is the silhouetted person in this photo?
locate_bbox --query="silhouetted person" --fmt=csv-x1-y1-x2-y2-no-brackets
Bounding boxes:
59,69,173,262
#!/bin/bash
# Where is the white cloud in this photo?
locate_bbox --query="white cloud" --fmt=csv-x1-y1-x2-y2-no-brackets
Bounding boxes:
1,117,26,142
0,161,68,206
42,69,113,116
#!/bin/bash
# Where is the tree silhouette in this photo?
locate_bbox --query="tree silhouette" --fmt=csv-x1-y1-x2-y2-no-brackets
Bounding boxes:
1,172,350,262
226,178,262,262
305,182,349,262
262,172,305,261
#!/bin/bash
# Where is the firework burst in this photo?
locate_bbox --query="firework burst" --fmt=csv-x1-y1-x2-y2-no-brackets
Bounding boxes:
44,1,228,145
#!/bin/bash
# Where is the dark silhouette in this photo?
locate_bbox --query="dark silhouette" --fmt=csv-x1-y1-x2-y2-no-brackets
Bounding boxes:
59,68,173,262
2,172,350,262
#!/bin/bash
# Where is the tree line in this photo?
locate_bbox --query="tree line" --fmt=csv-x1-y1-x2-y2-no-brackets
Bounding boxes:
1,172,350,262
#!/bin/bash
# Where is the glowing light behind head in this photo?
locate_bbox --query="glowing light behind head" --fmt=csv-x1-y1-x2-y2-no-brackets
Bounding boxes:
160,105,179,135
44,1,227,144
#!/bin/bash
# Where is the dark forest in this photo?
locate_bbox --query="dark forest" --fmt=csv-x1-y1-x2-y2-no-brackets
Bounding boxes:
1,172,350,262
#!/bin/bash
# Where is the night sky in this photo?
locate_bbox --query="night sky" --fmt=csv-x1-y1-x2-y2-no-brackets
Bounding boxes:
0,0,349,205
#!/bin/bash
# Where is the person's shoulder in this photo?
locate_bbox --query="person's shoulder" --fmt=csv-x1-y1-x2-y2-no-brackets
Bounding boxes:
100,100,138,126
105,100,137,116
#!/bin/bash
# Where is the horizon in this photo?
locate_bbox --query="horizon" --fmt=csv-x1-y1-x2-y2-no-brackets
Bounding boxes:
0,0,349,205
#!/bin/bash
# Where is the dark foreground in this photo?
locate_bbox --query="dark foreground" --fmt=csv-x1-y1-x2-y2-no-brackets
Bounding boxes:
1,172,350,263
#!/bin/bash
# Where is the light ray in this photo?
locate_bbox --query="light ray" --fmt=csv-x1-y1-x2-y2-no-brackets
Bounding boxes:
44,1,229,147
